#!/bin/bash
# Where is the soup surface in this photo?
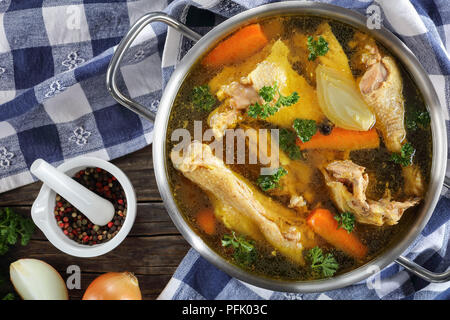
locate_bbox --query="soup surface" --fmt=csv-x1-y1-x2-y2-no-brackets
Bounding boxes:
166,15,432,280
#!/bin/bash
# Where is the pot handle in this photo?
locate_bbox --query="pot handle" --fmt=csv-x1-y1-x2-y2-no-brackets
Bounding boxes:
106,12,202,122
395,256,450,283
394,176,450,283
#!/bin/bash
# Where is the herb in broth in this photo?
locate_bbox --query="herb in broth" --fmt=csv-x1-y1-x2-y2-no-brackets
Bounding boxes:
334,212,356,234
257,167,288,191
391,143,416,167
279,128,303,160
166,15,433,282
248,83,299,119
406,110,430,131
307,35,329,61
192,85,217,111
307,247,339,278
222,232,257,267
293,119,317,143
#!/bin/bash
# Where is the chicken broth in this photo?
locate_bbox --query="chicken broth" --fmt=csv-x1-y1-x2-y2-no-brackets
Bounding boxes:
166,15,432,281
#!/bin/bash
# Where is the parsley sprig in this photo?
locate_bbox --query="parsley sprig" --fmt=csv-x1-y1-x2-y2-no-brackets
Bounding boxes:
248,83,299,120
222,231,257,267
257,167,288,191
191,85,217,112
391,142,415,167
334,212,356,233
307,246,339,278
406,110,430,131
307,36,329,61
279,128,303,160
0,207,35,255
0,207,34,300
293,118,317,143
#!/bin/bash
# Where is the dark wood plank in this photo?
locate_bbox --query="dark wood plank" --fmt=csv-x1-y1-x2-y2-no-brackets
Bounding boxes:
9,203,181,240
4,236,190,274
2,235,190,300
0,145,161,206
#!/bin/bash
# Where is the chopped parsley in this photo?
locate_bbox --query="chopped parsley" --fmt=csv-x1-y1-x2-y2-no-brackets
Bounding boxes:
293,118,317,143
334,211,356,233
278,91,300,106
0,207,35,255
307,36,329,61
391,142,415,167
248,83,299,120
222,231,257,267
406,110,430,131
279,128,303,160
257,167,288,191
258,83,278,102
247,102,279,119
307,246,339,278
191,85,217,112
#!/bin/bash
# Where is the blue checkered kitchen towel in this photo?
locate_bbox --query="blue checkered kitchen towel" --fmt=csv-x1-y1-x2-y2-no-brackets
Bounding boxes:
0,0,449,299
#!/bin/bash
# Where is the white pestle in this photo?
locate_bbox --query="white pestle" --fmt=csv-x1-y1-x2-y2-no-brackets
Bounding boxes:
30,159,115,226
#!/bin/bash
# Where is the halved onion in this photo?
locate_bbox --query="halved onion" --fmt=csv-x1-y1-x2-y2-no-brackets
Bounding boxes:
10,259,68,300
316,64,375,131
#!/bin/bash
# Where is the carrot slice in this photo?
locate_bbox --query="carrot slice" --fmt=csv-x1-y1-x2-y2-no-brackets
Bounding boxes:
307,208,368,260
202,24,268,67
297,127,379,150
196,208,216,235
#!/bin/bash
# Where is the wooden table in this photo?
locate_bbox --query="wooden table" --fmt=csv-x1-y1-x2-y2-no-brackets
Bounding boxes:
0,146,191,300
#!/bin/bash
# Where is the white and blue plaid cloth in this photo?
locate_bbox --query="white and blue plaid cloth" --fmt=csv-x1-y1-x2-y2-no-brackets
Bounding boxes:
0,0,448,299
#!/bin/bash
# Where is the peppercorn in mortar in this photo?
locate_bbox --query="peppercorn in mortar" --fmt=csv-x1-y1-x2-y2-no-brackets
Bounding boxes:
54,167,127,245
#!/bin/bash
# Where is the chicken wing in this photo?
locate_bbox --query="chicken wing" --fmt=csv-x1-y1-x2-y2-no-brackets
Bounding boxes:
350,32,425,196
171,141,316,265
322,160,420,226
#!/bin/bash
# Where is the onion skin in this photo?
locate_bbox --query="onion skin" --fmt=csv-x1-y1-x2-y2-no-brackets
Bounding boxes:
82,272,142,300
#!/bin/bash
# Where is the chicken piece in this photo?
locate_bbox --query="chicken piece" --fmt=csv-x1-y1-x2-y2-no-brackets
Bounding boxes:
171,141,315,265
239,124,313,201
220,81,262,110
348,32,382,73
289,195,307,210
246,60,288,92
290,22,354,85
351,33,425,197
208,193,264,242
260,40,324,127
351,32,405,153
208,43,273,94
322,160,420,226
402,165,425,196
359,56,406,153
367,197,420,226
209,40,324,139
322,160,370,216
207,106,241,140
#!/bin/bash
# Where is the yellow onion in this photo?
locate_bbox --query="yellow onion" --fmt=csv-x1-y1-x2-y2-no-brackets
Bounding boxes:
82,272,142,300
10,259,68,300
316,64,375,131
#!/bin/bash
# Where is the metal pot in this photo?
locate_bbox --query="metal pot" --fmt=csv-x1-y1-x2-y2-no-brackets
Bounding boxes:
106,2,450,292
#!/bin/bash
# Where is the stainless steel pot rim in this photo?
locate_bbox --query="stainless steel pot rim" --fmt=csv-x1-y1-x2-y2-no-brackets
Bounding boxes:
111,1,448,292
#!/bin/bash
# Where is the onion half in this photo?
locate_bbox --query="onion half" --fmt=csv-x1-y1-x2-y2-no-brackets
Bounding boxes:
316,64,375,131
10,259,68,300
